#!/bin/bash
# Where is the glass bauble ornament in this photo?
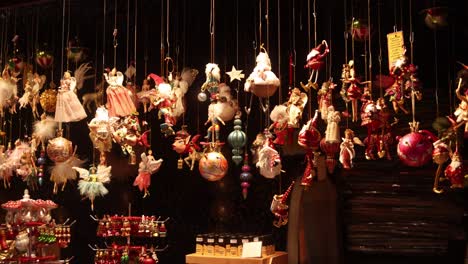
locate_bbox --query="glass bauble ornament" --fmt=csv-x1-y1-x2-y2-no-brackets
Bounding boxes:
199,151,228,181
46,130,73,163
397,127,436,167
40,87,57,113
36,50,54,69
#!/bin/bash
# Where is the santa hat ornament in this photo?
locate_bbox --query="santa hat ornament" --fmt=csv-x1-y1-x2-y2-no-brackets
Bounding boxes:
270,181,295,228
244,44,280,98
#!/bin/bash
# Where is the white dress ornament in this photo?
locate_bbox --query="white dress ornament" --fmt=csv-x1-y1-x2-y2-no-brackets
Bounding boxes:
74,164,112,210
54,71,87,122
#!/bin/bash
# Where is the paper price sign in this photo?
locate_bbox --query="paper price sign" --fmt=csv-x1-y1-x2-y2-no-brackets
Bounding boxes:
387,31,404,70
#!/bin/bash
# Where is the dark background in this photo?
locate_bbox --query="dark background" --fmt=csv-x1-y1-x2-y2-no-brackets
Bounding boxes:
0,0,467,263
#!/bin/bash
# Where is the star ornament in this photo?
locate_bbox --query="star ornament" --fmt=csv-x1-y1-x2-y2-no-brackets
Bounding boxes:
226,66,245,82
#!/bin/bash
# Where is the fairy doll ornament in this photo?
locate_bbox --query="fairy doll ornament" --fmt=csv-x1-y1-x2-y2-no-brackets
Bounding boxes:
133,150,163,198
74,156,112,210
54,71,87,122
104,68,136,117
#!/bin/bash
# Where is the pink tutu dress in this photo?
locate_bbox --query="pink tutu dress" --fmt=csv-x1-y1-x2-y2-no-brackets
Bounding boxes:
104,69,136,117
54,72,87,122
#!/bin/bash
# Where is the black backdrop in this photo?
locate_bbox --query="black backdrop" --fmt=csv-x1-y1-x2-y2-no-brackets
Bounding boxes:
0,0,467,263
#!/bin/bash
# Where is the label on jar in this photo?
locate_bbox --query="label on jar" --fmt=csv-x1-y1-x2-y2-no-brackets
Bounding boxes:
217,246,226,256
195,244,203,255
230,246,238,257
205,245,214,256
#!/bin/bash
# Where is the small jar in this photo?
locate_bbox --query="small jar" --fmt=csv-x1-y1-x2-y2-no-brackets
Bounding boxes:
261,235,268,257
195,234,204,255
238,235,250,256
216,235,226,256
204,234,215,256
228,235,238,257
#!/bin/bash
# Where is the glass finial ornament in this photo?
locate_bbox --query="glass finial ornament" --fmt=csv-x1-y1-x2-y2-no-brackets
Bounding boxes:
227,114,247,165
36,150,46,186
240,154,253,199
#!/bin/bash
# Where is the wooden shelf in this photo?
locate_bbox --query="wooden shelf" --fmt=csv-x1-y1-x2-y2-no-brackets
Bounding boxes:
186,251,288,264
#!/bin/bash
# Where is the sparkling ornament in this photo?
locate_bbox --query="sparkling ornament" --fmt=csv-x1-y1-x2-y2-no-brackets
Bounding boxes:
39,84,58,113
227,117,247,165
397,122,437,167
199,144,228,181
198,91,208,102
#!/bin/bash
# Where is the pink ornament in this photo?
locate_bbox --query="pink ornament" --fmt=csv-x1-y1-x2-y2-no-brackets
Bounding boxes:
397,128,437,167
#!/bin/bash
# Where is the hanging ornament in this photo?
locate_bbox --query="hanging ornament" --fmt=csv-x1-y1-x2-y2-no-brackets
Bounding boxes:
350,19,369,42
239,154,253,199
35,49,54,69
316,81,334,121
133,151,163,198
205,84,238,143
172,67,199,119
300,40,330,91
47,129,84,193
111,113,142,162
8,35,23,74
0,67,19,113
36,150,46,186
244,44,280,98
199,143,228,181
432,139,451,194
269,105,289,146
40,82,58,113
104,68,137,118
0,140,31,188
137,78,158,113
19,72,46,119
226,66,245,82
16,143,39,191
454,64,468,137
320,106,341,174
360,87,382,160
341,60,363,122
66,37,88,63
74,164,112,210
256,135,282,179
286,88,308,128
422,7,448,30
270,181,295,228
385,48,422,114
200,63,221,102
339,129,364,169
154,82,176,136
444,149,465,189
298,111,322,186
54,71,87,122
88,107,116,153
396,122,437,167
251,132,267,164
172,127,191,168
227,113,247,165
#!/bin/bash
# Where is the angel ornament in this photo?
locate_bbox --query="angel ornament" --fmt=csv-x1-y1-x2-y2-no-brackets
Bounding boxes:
317,80,335,121
54,71,87,122
133,151,163,198
339,129,364,169
104,68,136,117
74,164,112,210
325,106,341,143
256,136,282,179
286,88,308,128
301,40,330,91
18,73,46,118
342,60,362,122
0,67,19,114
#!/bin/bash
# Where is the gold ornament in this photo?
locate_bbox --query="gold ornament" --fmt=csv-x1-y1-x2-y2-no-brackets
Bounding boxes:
40,87,57,113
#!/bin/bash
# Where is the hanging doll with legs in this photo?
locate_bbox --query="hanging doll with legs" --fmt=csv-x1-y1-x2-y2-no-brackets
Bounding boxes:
54,71,87,122
341,60,363,122
339,129,364,169
104,68,136,117
133,151,163,197
74,160,112,211
301,40,330,91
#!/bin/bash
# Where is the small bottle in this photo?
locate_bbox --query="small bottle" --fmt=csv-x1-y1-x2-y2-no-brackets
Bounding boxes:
195,234,204,255
238,235,250,257
267,234,275,255
229,235,239,257
205,234,215,256
261,235,268,257
225,234,231,256
216,235,226,256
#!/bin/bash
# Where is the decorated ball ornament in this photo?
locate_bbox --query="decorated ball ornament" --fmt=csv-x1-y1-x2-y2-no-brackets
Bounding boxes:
350,19,369,42
422,7,448,30
197,91,208,102
7,56,24,73
199,150,228,181
36,50,54,69
40,83,58,113
46,130,73,163
397,125,437,167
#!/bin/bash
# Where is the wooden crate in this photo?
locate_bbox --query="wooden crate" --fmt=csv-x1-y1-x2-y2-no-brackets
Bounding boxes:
186,251,288,264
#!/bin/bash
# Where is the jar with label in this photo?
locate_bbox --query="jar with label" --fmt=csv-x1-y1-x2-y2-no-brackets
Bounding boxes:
204,234,215,256
215,235,226,256
238,235,250,256
261,235,268,257
228,236,238,257
195,234,204,255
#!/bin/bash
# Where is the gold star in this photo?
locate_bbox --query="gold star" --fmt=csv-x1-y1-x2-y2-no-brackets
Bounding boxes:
226,66,245,82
